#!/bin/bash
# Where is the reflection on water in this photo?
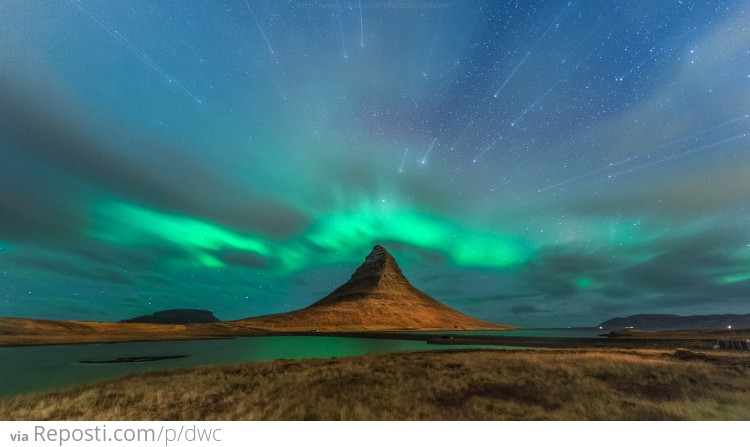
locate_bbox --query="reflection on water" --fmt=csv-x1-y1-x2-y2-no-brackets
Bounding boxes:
0,336,518,398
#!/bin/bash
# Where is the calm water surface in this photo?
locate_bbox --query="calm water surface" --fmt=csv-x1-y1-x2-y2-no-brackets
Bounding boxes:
0,329,603,398
0,336,515,398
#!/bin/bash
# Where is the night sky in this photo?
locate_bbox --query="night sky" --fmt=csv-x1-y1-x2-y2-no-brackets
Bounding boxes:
1,1,749,327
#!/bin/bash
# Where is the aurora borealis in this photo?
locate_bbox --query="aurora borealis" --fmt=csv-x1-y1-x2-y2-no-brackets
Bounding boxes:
1,1,749,326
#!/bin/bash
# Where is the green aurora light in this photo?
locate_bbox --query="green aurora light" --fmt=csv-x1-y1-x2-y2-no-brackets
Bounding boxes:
93,201,533,274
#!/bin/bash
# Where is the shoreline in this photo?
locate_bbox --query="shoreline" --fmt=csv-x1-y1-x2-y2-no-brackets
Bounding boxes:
3,347,749,420
0,329,730,351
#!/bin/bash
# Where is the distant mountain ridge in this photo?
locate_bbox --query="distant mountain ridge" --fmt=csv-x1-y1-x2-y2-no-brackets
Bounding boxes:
121,309,220,324
599,313,750,331
234,245,514,331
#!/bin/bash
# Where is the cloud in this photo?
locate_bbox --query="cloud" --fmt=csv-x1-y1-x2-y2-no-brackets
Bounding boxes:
0,153,88,244
565,153,750,220
509,304,543,314
0,75,309,239
518,246,621,297
517,227,750,316
218,250,269,270
9,254,132,285
534,10,750,222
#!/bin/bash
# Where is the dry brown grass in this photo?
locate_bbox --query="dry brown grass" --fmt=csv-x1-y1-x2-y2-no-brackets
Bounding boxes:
608,328,750,340
2,348,749,420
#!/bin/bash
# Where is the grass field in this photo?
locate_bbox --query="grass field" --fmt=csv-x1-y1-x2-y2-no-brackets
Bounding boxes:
2,348,749,420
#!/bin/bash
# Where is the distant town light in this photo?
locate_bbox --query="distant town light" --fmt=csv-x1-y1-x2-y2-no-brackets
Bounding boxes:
728,325,732,330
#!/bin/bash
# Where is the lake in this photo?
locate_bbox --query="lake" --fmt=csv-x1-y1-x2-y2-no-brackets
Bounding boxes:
0,336,508,398
0,329,605,398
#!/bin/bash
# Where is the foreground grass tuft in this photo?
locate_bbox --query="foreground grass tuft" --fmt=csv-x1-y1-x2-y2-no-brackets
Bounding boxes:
1,349,749,420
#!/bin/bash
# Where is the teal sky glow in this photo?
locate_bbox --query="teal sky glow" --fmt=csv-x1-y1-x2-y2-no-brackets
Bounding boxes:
1,1,749,326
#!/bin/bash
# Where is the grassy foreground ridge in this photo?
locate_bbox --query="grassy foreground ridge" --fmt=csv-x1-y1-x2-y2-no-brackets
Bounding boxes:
2,348,749,420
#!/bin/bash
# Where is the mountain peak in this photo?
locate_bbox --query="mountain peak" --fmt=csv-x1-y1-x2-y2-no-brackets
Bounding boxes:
364,244,396,266
347,245,408,287
234,245,516,331
364,244,392,265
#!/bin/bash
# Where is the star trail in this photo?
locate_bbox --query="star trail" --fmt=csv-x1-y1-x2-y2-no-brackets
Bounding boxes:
1,0,749,326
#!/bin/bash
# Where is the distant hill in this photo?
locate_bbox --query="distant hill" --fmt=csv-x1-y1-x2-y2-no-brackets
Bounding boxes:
599,314,750,331
234,245,514,331
0,316,239,347
121,309,220,324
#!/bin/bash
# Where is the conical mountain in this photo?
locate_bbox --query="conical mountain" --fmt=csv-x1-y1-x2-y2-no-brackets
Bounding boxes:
235,245,514,331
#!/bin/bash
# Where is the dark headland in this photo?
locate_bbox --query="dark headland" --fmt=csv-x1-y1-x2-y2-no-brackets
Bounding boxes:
599,313,750,331
120,309,220,324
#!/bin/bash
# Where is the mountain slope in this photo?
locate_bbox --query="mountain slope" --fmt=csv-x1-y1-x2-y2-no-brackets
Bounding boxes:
233,245,514,331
